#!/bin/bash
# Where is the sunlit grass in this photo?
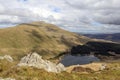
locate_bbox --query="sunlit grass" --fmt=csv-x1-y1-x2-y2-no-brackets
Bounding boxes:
0,59,120,80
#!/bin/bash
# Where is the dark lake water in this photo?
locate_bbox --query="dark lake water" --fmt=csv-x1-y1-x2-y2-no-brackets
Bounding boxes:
60,54,100,67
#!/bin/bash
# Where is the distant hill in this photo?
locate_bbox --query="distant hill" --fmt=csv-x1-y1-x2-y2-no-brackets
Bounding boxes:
82,33,120,43
0,21,90,60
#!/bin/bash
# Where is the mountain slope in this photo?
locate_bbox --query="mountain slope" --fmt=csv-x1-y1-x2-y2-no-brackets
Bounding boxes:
0,21,90,60
83,33,120,43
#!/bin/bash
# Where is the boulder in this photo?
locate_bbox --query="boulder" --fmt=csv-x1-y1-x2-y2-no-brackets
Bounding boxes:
0,55,13,62
18,52,65,73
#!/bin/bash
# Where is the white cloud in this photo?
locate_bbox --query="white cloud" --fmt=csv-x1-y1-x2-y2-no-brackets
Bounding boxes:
0,0,120,33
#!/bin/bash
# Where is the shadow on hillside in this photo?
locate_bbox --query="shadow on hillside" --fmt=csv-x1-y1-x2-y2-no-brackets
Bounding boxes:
19,23,40,27
70,41,120,56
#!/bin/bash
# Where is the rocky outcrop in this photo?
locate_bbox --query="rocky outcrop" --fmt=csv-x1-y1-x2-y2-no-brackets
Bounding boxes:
0,55,13,62
18,52,65,73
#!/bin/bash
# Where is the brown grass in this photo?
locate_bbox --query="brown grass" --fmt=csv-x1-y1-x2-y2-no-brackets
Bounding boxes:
0,22,91,61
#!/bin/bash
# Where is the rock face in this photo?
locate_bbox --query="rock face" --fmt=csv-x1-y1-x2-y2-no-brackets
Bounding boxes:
0,55,13,62
18,52,65,73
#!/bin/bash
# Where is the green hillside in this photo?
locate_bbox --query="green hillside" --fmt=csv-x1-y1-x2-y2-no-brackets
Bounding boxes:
0,21,90,60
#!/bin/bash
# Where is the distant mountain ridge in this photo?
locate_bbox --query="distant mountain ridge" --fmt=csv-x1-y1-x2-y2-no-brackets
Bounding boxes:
81,33,120,43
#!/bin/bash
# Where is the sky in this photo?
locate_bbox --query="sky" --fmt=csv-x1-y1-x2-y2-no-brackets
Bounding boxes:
0,0,120,34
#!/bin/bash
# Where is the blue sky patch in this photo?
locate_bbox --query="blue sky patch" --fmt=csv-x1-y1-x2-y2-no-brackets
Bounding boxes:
18,0,28,2
49,6,61,13
91,21,103,27
53,7,61,13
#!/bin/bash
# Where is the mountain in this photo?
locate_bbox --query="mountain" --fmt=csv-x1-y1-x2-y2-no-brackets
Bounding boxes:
0,21,90,60
0,21,119,61
82,33,120,43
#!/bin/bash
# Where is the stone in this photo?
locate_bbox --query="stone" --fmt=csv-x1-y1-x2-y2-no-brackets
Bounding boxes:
56,63,66,72
0,55,13,62
100,64,106,70
18,52,66,73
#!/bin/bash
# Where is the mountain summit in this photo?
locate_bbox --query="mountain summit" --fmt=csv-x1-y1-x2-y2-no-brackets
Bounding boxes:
0,21,90,60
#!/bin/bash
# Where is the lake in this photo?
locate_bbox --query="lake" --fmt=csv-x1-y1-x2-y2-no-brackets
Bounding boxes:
60,54,100,67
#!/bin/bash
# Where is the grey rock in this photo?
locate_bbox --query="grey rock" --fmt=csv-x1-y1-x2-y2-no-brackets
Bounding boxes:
18,52,66,73
100,64,106,70
0,55,13,62
56,63,66,72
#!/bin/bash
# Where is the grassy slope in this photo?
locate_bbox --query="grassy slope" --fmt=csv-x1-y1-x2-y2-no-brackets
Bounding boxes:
0,59,120,80
0,21,90,60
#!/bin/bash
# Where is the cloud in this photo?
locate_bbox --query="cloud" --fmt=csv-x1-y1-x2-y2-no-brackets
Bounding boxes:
0,0,120,33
